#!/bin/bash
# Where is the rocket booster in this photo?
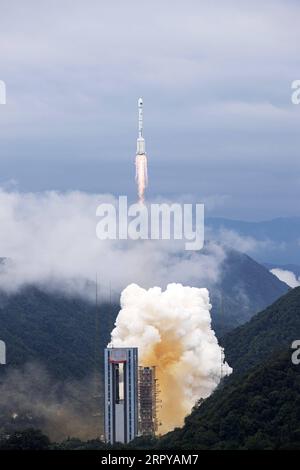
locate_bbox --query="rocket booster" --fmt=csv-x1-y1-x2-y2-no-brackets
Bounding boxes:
135,97,148,204
136,97,146,155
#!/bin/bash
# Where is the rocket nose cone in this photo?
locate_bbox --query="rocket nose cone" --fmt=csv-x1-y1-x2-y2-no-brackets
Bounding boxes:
138,98,143,106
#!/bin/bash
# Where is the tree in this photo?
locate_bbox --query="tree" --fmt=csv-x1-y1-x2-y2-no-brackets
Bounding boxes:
0,428,50,450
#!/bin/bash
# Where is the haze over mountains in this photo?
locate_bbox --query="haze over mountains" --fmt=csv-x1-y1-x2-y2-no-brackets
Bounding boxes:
207,216,300,265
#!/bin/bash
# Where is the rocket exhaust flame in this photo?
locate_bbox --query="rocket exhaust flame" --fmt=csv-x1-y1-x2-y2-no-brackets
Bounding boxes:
109,283,232,433
135,97,148,204
135,154,148,205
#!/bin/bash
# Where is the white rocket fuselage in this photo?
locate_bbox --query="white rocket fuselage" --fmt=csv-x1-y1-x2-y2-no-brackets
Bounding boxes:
136,97,146,155
135,97,148,204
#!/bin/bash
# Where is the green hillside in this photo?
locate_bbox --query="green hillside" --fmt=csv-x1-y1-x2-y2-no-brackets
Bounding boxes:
0,286,118,379
156,349,300,450
221,286,300,374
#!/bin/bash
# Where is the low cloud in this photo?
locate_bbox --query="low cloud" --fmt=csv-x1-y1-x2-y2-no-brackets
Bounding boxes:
0,189,226,298
270,268,300,288
206,227,277,255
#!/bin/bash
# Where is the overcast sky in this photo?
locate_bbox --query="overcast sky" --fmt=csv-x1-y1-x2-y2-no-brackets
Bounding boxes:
0,0,299,220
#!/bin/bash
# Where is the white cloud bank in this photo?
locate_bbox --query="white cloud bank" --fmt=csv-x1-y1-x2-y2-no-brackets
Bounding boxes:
270,268,300,288
0,189,226,298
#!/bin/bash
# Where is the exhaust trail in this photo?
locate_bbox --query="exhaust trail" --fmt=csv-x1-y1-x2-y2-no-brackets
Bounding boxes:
135,154,148,205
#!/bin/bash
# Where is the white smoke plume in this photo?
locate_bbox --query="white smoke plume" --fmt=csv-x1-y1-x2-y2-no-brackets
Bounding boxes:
135,154,148,204
270,268,300,288
110,283,232,433
0,189,225,298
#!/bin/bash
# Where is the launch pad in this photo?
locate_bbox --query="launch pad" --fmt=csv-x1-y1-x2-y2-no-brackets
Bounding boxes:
104,347,159,444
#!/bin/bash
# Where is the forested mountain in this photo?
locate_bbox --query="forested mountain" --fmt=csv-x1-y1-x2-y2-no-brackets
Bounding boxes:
155,349,300,450
221,286,300,373
0,286,118,379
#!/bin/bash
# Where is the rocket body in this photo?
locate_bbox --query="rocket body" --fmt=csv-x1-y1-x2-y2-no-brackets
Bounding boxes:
136,97,146,155
135,97,148,204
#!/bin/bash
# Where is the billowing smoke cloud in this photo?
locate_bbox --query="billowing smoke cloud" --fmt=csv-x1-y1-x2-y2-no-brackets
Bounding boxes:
0,189,226,298
110,283,232,433
270,268,300,288
0,363,102,441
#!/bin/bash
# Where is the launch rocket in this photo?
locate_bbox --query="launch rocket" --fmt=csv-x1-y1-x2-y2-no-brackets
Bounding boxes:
135,97,148,204
136,97,146,155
